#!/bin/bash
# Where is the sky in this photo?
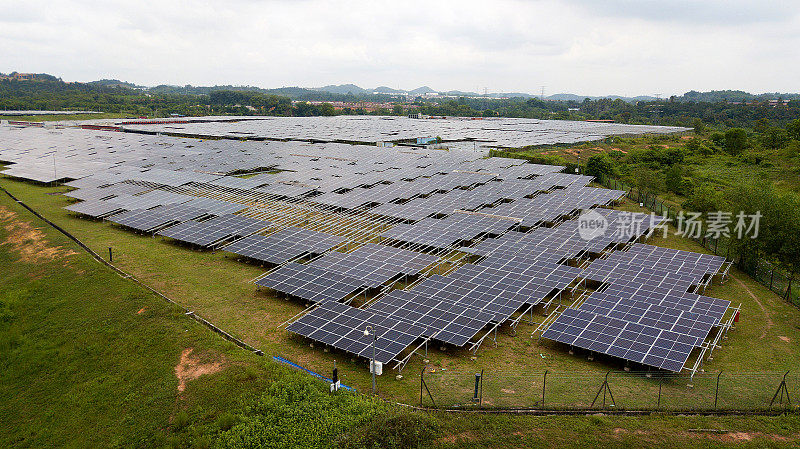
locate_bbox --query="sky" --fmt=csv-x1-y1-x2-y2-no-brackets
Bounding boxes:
1,0,798,97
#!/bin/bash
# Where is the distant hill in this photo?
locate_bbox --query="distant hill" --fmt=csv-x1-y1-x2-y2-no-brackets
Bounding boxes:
313,84,369,95
409,86,436,95
442,90,480,97
372,86,406,94
87,79,143,89
679,90,800,102
545,93,658,102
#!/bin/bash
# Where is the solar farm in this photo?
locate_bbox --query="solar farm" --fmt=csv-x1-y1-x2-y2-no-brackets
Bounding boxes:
101,115,690,151
0,118,740,380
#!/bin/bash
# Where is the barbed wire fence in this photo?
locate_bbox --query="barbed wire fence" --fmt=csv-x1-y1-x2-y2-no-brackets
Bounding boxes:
418,368,796,412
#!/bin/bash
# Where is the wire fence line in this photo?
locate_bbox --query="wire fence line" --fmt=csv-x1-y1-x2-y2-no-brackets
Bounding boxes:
598,174,799,307
418,368,796,412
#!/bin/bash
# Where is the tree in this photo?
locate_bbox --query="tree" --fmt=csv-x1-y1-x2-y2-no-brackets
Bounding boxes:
664,164,683,194
724,128,748,155
786,118,800,141
682,182,721,215
633,167,664,195
761,127,789,150
692,118,705,134
392,104,403,115
584,153,615,181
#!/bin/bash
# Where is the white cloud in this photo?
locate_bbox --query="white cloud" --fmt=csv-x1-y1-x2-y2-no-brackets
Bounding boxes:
0,0,798,96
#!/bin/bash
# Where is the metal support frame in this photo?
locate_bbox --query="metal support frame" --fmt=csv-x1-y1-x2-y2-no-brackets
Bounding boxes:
591,371,616,409
770,371,791,407
419,366,436,407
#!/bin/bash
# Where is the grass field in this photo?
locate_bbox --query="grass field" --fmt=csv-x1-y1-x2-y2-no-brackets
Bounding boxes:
2,176,800,447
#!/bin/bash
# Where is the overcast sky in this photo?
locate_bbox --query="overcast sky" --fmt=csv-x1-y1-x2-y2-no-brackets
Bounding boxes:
1,0,798,96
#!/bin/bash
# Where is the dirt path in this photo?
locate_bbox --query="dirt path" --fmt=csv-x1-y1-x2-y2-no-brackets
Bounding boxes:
732,274,773,339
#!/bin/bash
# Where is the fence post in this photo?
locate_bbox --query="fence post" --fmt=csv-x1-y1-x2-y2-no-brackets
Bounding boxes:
420,367,424,407
770,270,774,290
541,370,548,407
480,369,484,408
769,371,791,407
657,374,663,409
714,371,722,408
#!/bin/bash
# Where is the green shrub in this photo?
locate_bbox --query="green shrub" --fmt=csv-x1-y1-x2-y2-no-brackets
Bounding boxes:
174,410,189,430
337,410,438,449
216,413,238,431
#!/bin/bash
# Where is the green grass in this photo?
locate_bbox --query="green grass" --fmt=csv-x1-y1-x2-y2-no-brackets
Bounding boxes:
2,177,800,448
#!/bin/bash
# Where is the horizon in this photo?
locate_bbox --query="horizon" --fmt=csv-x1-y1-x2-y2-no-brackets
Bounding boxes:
5,72,798,100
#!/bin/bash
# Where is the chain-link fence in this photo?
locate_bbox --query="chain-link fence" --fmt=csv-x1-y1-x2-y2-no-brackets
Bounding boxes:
598,175,799,307
419,368,797,412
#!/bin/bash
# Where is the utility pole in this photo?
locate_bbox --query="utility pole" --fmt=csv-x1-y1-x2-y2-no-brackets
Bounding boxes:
364,325,378,395
541,86,546,100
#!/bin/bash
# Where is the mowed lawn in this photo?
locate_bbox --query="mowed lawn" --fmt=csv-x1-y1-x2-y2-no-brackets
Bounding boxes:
2,178,800,448
1,175,799,408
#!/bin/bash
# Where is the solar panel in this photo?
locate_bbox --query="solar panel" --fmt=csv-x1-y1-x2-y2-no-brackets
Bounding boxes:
542,308,695,372
108,204,208,232
306,243,439,288
255,263,364,303
367,290,495,346
381,212,518,249
223,227,345,264
286,300,426,365
157,214,269,247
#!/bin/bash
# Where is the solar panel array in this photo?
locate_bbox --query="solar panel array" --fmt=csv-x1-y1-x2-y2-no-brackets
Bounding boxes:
542,244,730,372
487,186,625,227
256,262,365,303
285,300,427,365
0,121,734,372
257,243,440,298
381,212,519,249
157,214,269,247
223,227,345,265
108,204,208,232
114,115,690,149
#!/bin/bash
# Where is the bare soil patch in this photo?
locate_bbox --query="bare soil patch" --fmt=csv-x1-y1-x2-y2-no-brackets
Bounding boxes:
174,348,224,393
0,206,77,263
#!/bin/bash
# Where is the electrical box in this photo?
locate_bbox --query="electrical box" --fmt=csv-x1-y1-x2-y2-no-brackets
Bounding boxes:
369,360,383,376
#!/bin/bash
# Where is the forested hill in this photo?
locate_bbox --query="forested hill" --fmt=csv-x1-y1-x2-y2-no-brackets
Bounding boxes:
2,76,800,129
